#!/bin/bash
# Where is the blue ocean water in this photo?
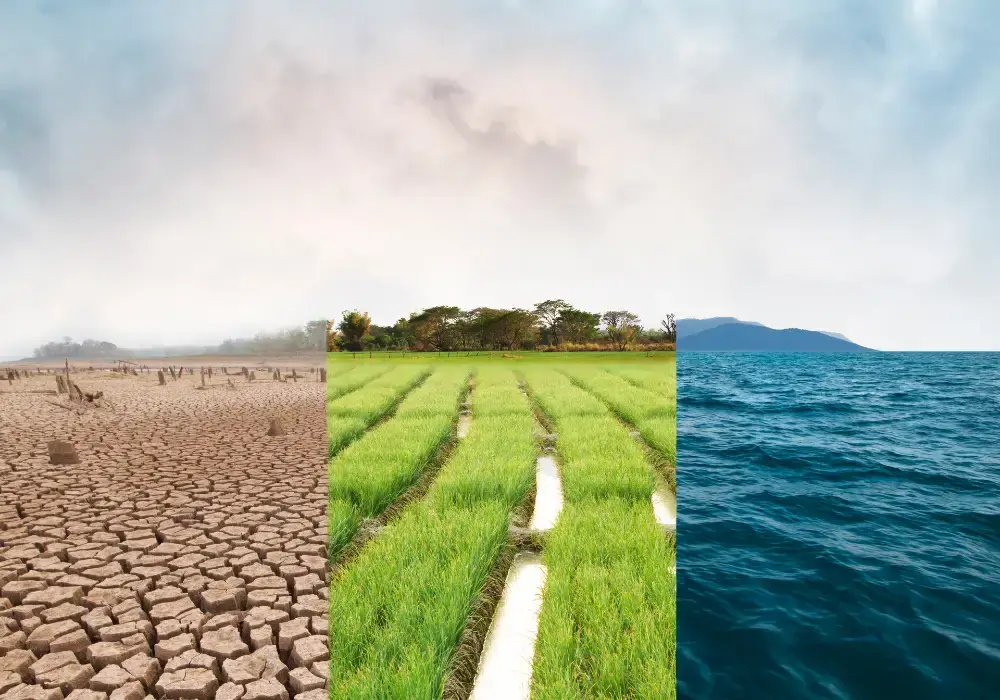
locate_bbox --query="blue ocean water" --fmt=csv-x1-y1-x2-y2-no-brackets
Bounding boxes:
677,352,1000,700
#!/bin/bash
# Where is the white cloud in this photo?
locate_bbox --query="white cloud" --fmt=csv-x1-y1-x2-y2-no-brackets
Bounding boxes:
1,0,998,355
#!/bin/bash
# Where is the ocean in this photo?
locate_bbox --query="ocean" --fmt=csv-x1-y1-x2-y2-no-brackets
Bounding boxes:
677,352,1000,699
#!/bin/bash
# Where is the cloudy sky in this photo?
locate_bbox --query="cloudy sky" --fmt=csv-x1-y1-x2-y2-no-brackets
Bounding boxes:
1,0,997,356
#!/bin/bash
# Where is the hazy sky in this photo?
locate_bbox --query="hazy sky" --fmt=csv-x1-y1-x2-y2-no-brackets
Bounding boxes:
2,0,998,356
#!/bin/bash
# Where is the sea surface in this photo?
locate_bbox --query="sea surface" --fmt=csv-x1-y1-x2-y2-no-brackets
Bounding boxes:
677,352,1000,700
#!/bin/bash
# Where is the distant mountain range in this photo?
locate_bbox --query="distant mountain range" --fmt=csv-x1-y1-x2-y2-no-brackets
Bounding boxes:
677,317,873,352
677,317,763,339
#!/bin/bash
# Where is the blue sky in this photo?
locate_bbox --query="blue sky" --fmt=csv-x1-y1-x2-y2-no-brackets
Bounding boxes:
1,0,998,356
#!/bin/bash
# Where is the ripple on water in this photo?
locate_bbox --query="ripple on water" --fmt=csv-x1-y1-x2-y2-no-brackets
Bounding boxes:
678,352,1000,700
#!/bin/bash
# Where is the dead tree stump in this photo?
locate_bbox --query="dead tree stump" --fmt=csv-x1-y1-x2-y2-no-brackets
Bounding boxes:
48,440,80,465
320,368,327,382
158,370,166,386
249,371,255,382
68,382,85,402
169,367,176,380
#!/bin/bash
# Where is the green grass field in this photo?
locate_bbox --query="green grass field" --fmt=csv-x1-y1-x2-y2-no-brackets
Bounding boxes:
327,353,676,699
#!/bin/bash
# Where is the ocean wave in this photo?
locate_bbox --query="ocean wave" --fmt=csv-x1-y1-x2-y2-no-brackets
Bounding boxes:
678,352,1000,699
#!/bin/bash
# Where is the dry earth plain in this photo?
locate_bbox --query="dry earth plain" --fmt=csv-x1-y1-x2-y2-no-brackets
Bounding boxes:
0,357,327,700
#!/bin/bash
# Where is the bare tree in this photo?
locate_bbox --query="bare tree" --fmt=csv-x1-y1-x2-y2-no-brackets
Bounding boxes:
662,313,676,343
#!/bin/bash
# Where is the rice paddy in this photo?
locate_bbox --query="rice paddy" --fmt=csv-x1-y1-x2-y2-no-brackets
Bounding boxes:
327,353,676,699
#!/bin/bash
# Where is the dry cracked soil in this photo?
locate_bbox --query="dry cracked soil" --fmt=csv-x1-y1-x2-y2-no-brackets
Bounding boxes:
1,362,327,700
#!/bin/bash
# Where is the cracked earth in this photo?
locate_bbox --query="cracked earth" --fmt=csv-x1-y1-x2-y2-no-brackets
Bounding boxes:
1,362,327,700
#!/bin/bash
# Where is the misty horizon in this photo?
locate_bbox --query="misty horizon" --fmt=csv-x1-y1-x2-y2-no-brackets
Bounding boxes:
2,2,999,353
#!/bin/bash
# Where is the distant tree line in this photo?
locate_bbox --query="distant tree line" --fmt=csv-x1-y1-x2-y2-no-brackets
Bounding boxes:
328,302,676,352
216,320,327,354
33,338,120,359
30,320,327,359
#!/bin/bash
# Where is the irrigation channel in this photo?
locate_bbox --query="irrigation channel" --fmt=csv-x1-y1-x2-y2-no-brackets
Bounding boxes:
325,357,676,699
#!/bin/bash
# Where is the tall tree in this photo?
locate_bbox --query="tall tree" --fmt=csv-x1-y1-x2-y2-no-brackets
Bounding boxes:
556,308,601,344
602,310,642,351
391,318,414,350
326,320,337,351
533,299,572,346
452,310,479,351
337,311,373,352
304,320,328,350
409,306,463,351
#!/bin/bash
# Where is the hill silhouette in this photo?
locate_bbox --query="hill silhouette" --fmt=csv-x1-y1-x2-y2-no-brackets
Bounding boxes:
680,323,873,352
676,317,764,338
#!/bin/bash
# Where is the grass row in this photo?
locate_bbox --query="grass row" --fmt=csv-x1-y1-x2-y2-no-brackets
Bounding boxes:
561,365,677,465
326,364,392,400
327,364,432,456
327,366,471,559
520,369,655,503
327,362,362,379
605,359,676,402
520,368,676,699
328,367,539,698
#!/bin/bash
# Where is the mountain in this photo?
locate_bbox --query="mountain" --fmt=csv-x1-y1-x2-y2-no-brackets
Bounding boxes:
680,323,874,352
819,331,852,343
676,317,764,339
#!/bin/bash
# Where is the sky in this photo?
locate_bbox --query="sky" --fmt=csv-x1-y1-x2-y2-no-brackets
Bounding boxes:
1,0,998,356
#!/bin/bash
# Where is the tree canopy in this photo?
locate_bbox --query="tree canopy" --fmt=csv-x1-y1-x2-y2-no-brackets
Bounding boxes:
33,338,119,359
602,310,642,351
336,311,373,352
327,302,674,352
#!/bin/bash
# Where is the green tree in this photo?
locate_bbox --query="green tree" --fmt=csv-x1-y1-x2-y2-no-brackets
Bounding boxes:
468,308,539,349
337,311,373,352
557,309,601,343
409,306,463,351
533,299,572,346
602,310,641,351
326,320,338,351
390,318,414,350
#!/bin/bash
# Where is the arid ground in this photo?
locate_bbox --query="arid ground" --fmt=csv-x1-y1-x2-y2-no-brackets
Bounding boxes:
0,355,326,700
